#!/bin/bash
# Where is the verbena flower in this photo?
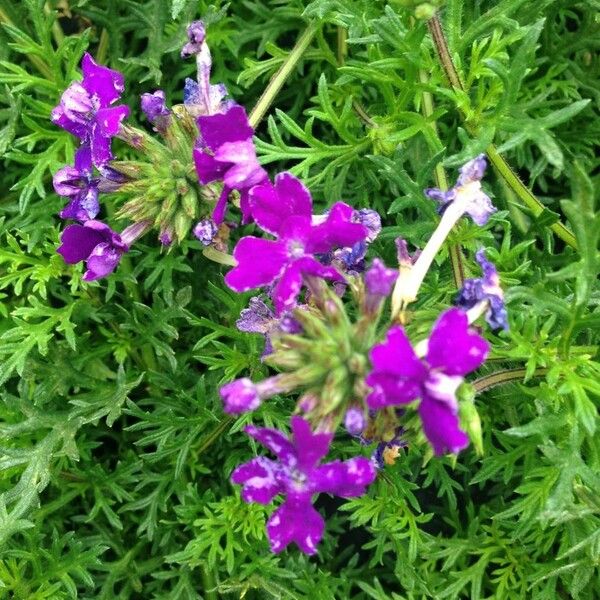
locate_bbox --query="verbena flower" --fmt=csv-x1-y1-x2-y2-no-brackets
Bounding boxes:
220,376,289,413
193,218,218,246
140,90,171,132
456,249,508,331
53,145,100,221
225,172,368,314
392,157,496,313
364,259,398,313
344,406,366,435
181,20,232,117
425,154,496,226
237,297,304,358
232,416,376,554
193,105,267,224
366,308,489,455
51,53,129,166
57,220,148,281
328,208,382,274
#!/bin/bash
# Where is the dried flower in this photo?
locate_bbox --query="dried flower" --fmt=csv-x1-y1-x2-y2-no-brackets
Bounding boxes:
456,249,508,331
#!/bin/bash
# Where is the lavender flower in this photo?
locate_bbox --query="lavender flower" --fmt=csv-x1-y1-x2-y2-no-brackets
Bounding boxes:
193,105,267,224
225,172,368,314
232,417,376,554
51,53,129,166
366,308,489,455
456,249,508,331
425,155,496,226
57,220,148,281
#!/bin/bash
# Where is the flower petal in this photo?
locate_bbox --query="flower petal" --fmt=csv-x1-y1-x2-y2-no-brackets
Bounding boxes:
83,242,122,280
419,395,469,455
426,308,489,376
57,224,105,264
312,457,376,497
231,457,283,504
225,237,288,292
250,172,313,236
368,326,426,379
306,202,368,254
197,105,254,151
290,416,332,471
267,498,324,555
81,53,125,106
244,424,296,467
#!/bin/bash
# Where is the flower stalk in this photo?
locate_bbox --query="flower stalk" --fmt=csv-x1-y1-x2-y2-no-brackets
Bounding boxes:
249,22,319,128
427,13,578,250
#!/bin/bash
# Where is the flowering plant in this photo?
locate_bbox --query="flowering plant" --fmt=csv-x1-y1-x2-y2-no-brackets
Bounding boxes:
1,1,599,597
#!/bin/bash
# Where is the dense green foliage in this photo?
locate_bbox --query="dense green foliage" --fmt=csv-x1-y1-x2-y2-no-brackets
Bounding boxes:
1,0,599,597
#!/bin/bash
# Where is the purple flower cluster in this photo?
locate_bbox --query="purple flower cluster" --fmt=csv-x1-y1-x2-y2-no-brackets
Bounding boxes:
232,417,375,554
50,19,509,558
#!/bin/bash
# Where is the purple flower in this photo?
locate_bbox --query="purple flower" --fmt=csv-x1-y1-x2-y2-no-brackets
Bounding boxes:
194,105,267,224
324,208,382,275
426,155,496,226
141,90,171,131
344,407,366,435
57,220,128,281
236,296,303,357
456,249,508,331
53,145,99,221
364,259,398,313
232,416,376,554
225,172,368,314
51,53,129,166
181,20,206,58
193,218,218,246
372,428,406,469
220,376,288,414
366,308,489,455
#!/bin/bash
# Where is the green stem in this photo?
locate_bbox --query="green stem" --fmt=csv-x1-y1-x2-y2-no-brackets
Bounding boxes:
249,22,318,128
418,68,464,289
427,14,577,250
201,565,218,600
472,367,548,393
337,25,348,66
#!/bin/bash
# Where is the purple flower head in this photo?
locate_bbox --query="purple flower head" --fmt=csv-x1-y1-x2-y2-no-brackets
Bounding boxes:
141,90,171,132
51,53,129,166
456,249,508,331
220,376,287,414
181,20,206,58
366,308,489,455
194,105,267,224
53,145,99,221
193,218,218,246
225,172,368,314
344,407,366,436
232,416,376,554
57,220,128,281
364,259,398,313
425,155,496,226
